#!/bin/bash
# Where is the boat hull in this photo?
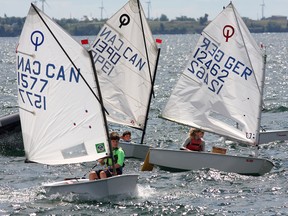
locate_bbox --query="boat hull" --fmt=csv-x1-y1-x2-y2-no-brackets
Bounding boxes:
149,148,274,176
0,113,21,134
43,174,139,200
0,113,24,154
119,142,150,159
259,130,288,144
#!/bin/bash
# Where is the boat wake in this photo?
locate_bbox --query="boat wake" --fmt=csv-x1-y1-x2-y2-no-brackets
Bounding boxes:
263,105,288,113
136,184,157,199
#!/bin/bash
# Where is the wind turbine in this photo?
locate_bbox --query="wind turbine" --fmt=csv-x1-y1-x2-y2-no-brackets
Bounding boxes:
99,0,104,20
260,0,265,19
146,0,151,20
38,0,48,12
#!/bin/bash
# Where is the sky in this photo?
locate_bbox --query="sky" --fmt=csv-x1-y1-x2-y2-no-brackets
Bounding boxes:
1,0,287,21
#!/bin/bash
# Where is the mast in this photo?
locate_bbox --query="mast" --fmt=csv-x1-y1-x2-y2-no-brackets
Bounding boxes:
141,48,161,144
137,0,153,88
89,51,116,172
231,3,264,146
136,0,160,144
256,47,267,145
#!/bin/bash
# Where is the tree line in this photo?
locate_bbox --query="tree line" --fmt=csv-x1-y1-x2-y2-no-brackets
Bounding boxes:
0,13,287,37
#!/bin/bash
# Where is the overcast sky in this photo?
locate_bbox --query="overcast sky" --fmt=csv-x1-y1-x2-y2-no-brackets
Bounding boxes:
1,0,287,20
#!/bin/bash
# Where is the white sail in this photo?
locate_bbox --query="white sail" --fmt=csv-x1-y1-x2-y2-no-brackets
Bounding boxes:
90,0,158,130
161,3,265,145
16,5,110,165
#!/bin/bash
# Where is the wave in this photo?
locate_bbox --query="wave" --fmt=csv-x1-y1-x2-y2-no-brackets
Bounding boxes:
262,106,288,113
0,130,24,156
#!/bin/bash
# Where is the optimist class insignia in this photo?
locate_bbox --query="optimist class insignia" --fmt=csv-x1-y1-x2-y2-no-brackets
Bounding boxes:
223,25,235,42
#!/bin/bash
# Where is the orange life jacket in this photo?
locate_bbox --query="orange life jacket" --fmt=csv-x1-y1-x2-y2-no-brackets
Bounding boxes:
186,138,202,151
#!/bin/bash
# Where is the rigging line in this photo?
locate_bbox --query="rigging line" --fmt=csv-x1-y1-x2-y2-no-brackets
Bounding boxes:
16,50,35,58
82,161,99,178
137,0,155,98
18,106,35,115
65,165,80,182
31,3,109,115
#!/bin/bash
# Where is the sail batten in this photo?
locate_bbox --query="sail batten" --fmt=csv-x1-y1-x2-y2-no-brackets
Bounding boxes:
161,3,265,145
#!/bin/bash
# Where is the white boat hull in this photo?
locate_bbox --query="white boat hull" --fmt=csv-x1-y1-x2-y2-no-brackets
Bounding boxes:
119,142,150,159
149,148,274,176
43,174,139,200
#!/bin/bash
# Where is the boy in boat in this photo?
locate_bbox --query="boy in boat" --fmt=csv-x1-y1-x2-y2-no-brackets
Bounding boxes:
89,132,125,180
120,130,132,143
180,128,205,152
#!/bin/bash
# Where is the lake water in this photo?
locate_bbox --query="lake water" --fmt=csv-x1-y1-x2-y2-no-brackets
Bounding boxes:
0,33,287,215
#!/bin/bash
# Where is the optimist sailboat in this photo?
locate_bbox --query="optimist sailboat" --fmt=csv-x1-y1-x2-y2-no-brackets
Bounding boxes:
90,0,161,159
16,4,138,200
148,3,274,176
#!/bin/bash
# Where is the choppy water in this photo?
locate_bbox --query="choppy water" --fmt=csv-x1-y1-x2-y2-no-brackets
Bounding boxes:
0,34,287,215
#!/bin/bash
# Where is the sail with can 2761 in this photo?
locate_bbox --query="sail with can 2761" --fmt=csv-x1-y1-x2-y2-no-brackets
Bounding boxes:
16,5,110,165
161,3,265,145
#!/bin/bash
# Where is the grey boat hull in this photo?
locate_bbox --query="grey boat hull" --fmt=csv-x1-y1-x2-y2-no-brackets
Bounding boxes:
119,141,150,160
149,148,274,176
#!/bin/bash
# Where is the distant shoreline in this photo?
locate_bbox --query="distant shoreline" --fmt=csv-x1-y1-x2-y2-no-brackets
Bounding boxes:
0,15,287,37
